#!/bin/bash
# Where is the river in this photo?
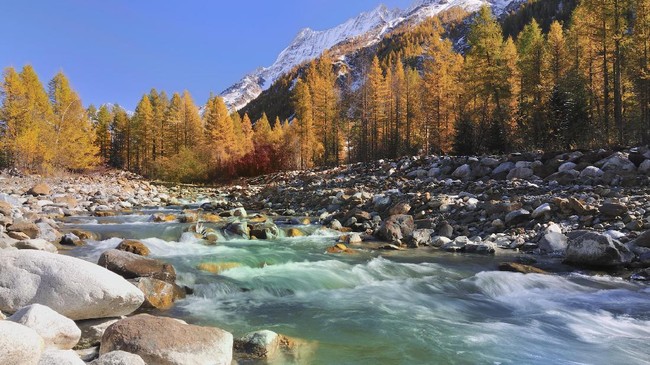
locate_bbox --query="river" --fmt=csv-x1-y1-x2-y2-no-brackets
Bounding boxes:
64,205,650,365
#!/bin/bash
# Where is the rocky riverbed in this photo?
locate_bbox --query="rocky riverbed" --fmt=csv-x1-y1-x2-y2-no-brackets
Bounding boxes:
1,147,650,364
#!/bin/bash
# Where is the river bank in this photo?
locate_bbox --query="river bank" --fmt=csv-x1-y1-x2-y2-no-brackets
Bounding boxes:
1,147,650,364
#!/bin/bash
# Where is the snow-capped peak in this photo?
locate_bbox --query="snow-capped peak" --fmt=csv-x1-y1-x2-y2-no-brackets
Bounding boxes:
221,0,518,111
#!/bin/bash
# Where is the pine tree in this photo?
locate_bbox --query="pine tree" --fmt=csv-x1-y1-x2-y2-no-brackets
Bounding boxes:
48,71,98,170
165,93,183,155
254,113,272,145
293,78,319,168
94,104,113,164
203,95,235,168
240,113,254,155
180,91,202,148
132,94,154,174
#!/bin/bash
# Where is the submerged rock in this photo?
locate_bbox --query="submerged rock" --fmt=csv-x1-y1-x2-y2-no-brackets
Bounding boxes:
498,262,548,274
0,250,144,320
115,240,150,256
100,314,233,365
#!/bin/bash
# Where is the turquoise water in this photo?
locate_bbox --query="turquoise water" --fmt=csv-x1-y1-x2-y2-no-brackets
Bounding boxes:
66,211,650,365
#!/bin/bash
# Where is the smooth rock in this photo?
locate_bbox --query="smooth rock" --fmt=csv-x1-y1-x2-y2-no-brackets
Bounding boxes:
538,232,568,254
98,249,176,283
600,203,628,217
28,183,51,196
632,230,650,248
565,232,631,267
505,209,531,226
377,215,414,242
90,351,146,365
100,314,233,365
115,240,150,256
7,219,40,239
38,350,85,365
133,277,176,310
0,250,144,320
0,321,44,365
8,304,81,350
531,203,552,219
15,238,58,253
498,263,547,274
580,166,605,179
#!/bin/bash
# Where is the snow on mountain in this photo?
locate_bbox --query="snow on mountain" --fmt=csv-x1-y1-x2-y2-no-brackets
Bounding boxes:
221,0,517,111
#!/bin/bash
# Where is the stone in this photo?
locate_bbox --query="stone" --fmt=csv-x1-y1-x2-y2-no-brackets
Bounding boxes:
100,314,233,365
377,215,414,242
601,153,636,172
28,183,51,196
505,209,531,226
60,233,83,246
639,159,650,174
234,330,283,359
507,167,534,180
451,164,471,179
249,220,280,240
133,277,176,310
580,166,605,179
7,219,40,239
8,304,81,350
558,162,577,172
632,230,650,248
498,263,547,274
0,201,12,216
15,238,58,253
409,229,434,247
286,228,304,237
599,203,628,218
90,351,146,365
492,162,515,176
437,222,453,238
98,249,176,283
75,318,120,350
115,240,150,256
388,202,411,216
38,350,85,365
196,262,241,274
531,203,552,219
565,232,631,268
0,250,144,320
0,321,44,365
538,232,568,254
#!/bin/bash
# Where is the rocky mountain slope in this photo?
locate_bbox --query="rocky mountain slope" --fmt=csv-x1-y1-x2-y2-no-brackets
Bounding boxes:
220,0,521,111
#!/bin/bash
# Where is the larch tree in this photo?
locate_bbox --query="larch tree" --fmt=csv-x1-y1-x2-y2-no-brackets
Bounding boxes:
180,91,202,149
48,71,98,170
203,95,235,168
94,104,113,164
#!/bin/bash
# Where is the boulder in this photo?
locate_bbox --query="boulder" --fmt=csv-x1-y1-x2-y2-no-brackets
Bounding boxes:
505,209,531,226
15,238,58,253
60,233,84,246
377,215,414,242
115,240,150,256
408,229,434,247
558,162,577,172
90,351,146,365
234,330,315,363
599,203,628,218
132,277,176,310
248,220,280,240
0,201,12,216
632,230,650,248
100,314,233,365
98,249,176,283
27,183,51,196
7,219,40,239
498,263,547,274
388,202,411,216
285,228,304,237
565,232,632,268
8,304,81,350
0,250,144,320
538,232,568,254
507,167,533,180
437,222,454,238
0,321,44,365
579,166,605,179
531,203,552,219
451,164,471,179
38,350,85,365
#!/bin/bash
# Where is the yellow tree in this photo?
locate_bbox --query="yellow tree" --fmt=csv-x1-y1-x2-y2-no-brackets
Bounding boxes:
94,104,112,164
48,71,98,170
132,94,154,173
366,56,387,160
165,92,183,155
180,91,202,148
254,113,272,145
293,78,320,168
240,113,255,155
203,95,235,167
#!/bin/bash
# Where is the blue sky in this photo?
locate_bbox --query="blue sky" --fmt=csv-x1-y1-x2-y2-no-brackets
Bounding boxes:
1,0,411,110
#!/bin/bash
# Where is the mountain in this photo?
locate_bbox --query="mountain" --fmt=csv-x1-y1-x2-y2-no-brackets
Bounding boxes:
220,0,521,111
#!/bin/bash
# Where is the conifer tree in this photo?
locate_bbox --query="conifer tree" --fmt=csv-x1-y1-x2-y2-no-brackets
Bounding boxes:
48,71,98,170
240,113,255,155
94,104,113,164
165,93,183,155
254,113,272,145
180,91,202,148
204,95,235,168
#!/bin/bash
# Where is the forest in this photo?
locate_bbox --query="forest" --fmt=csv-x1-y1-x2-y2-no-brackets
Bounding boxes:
1,0,649,183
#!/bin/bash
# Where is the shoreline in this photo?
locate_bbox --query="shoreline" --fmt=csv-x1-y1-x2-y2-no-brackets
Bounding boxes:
1,147,650,363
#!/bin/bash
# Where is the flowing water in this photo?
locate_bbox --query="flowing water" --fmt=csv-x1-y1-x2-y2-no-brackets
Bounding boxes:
65,207,650,365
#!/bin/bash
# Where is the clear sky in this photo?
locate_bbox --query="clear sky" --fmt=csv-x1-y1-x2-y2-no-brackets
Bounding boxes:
1,0,412,110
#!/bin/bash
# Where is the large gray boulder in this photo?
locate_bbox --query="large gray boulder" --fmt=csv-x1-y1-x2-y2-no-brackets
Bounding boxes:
565,232,632,267
0,250,144,320
8,304,81,350
0,320,44,365
538,232,568,255
90,351,145,365
100,314,233,365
